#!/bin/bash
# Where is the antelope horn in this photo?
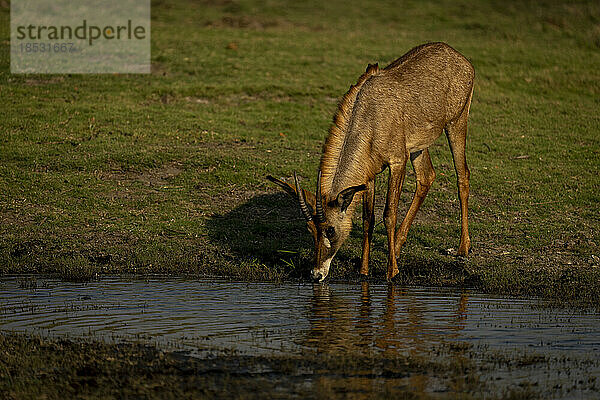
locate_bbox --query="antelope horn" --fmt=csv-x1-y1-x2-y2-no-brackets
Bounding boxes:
316,170,325,223
294,172,313,222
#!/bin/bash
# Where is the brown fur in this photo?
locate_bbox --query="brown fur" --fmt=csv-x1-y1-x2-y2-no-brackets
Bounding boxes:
268,42,474,282
319,63,381,198
319,42,473,204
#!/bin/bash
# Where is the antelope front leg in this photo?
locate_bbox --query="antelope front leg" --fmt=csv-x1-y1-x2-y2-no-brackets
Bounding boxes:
384,162,407,280
360,179,375,276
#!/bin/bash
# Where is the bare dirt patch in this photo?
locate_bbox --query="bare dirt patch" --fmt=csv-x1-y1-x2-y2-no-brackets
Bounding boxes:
96,163,183,189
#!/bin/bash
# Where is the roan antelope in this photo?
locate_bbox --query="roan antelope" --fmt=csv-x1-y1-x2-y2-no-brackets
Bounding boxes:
268,42,474,282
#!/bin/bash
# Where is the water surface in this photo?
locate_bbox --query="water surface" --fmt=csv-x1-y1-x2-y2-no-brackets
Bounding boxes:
2,276,600,398
1,276,598,355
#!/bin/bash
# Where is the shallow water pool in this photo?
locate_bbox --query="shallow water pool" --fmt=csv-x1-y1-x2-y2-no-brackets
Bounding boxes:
1,276,598,356
3,276,600,398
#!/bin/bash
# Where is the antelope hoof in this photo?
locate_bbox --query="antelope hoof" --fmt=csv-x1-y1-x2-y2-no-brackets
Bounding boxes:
386,266,399,281
457,242,471,257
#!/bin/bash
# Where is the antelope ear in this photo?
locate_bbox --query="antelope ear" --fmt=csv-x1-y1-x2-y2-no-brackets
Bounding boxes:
335,184,367,213
266,175,317,212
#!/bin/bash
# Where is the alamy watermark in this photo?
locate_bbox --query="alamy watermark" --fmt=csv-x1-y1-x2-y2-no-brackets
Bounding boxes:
11,0,150,73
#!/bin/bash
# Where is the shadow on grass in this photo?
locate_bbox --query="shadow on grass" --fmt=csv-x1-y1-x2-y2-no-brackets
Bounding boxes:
205,193,314,278
205,193,475,283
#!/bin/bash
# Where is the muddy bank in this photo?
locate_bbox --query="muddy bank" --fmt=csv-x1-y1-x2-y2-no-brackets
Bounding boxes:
0,332,566,400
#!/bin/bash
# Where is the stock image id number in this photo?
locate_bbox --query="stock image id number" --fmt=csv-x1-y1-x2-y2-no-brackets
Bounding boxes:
17,42,77,53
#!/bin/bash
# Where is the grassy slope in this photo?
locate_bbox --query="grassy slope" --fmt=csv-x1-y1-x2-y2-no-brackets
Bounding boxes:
0,0,599,302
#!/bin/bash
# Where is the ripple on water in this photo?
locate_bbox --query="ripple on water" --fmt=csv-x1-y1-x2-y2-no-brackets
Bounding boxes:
0,276,599,357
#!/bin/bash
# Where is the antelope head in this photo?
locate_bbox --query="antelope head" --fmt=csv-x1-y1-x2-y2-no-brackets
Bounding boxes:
267,171,365,282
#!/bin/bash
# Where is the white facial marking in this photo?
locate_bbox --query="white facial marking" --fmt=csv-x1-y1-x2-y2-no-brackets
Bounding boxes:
323,237,331,248
318,257,333,282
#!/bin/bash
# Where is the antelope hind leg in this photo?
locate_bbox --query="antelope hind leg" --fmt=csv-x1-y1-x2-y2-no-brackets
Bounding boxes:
446,107,471,256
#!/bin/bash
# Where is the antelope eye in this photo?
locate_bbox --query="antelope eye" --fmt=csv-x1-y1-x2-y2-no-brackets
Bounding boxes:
326,226,335,238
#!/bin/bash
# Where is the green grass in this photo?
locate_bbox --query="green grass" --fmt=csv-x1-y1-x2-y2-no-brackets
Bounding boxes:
1,0,599,303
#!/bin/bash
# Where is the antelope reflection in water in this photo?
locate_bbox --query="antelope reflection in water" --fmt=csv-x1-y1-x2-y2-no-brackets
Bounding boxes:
304,282,469,355
303,283,471,396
